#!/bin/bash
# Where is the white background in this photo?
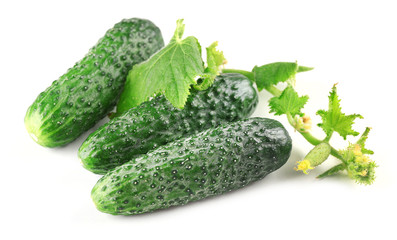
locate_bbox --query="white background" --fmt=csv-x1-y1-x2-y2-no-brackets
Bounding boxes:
1,0,396,239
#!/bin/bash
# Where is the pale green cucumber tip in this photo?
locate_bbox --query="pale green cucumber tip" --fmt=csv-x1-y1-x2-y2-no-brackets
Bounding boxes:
25,112,53,147
91,185,110,214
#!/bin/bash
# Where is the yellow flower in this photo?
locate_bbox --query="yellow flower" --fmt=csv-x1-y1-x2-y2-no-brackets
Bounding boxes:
356,155,371,164
359,169,368,177
353,144,362,156
295,160,314,174
295,115,312,132
302,115,312,130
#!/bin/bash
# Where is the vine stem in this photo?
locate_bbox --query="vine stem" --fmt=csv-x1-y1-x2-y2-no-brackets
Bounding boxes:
222,69,254,81
222,68,345,162
285,112,343,161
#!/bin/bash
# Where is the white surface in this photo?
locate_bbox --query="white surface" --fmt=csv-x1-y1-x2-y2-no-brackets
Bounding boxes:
1,0,396,239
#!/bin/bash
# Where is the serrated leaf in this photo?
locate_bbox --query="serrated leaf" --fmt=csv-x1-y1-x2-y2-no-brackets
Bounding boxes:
252,62,313,91
269,86,309,116
116,19,220,113
316,85,363,139
194,41,226,91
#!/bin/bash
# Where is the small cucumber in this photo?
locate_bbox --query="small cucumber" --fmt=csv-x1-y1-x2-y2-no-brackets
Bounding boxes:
91,118,292,215
25,18,164,147
79,73,258,174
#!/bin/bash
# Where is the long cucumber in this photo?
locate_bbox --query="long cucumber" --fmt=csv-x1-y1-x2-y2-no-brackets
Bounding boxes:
91,117,292,215
79,73,258,174
25,18,164,147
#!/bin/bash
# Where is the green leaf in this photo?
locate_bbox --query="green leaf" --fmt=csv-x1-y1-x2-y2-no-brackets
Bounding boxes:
317,163,346,179
194,41,226,91
316,85,363,139
116,19,221,113
356,127,374,154
269,86,309,116
297,65,314,73
252,62,313,91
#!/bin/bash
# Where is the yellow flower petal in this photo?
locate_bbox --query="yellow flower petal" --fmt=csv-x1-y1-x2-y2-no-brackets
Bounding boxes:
295,160,314,174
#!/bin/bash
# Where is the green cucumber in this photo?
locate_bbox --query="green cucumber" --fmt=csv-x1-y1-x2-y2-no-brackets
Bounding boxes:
91,117,292,215
25,18,164,147
79,73,258,174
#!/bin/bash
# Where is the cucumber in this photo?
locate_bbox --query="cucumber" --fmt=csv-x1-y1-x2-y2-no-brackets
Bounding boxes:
91,117,292,215
25,18,164,147
79,73,258,174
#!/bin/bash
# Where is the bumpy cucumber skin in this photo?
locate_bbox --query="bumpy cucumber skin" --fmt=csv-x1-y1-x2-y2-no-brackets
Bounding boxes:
24,18,164,147
91,118,292,215
79,73,258,174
